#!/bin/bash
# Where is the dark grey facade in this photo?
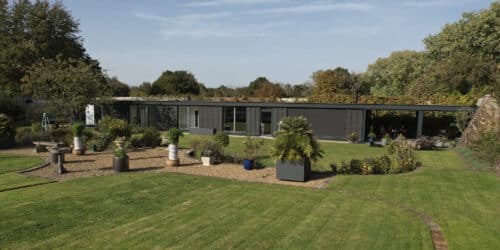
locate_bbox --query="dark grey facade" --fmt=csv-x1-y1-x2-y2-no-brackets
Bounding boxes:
109,99,475,142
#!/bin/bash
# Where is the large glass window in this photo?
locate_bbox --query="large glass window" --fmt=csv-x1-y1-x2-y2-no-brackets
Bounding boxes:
179,106,200,129
224,107,246,133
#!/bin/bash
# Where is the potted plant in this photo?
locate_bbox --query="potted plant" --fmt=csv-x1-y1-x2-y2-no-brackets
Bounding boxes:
199,140,222,166
367,131,376,147
347,131,358,143
381,133,390,146
270,116,323,182
242,136,264,170
113,138,128,172
167,128,183,166
72,123,86,155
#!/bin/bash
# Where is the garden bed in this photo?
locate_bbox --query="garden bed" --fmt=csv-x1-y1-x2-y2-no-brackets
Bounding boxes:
0,147,333,188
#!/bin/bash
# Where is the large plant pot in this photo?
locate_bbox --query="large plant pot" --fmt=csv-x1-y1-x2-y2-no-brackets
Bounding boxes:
243,159,254,170
168,144,178,160
49,149,65,165
72,136,85,155
201,156,213,166
113,156,129,172
276,159,311,182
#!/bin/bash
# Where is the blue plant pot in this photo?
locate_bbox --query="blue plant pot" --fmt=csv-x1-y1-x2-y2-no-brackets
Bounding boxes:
243,159,254,170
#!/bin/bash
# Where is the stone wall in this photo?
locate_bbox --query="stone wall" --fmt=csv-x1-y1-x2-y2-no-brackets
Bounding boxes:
459,95,499,147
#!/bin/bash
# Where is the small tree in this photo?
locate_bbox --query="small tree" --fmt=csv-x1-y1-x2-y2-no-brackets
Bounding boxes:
21,57,109,121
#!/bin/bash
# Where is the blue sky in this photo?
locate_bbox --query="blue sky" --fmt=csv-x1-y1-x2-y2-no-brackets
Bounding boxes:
61,0,494,87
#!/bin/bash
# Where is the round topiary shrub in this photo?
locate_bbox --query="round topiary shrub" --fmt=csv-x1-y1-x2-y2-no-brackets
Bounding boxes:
0,113,15,149
98,116,131,139
213,131,229,147
142,127,161,147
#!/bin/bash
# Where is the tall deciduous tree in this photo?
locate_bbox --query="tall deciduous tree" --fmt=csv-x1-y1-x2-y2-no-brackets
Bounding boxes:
0,0,95,96
311,67,352,101
21,58,109,119
364,51,428,97
109,77,130,97
151,70,200,96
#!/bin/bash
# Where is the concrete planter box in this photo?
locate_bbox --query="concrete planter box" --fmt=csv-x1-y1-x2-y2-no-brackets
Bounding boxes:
201,156,214,166
276,159,311,182
113,156,129,172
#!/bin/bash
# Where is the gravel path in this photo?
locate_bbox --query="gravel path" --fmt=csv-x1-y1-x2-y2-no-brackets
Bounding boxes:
1,147,333,188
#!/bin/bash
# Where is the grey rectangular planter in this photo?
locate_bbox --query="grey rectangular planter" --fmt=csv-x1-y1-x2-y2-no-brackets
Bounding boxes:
276,159,311,182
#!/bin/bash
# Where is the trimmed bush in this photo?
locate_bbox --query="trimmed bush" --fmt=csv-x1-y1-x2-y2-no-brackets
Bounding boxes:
331,154,393,175
15,127,50,146
129,134,144,148
91,133,114,152
213,131,230,147
142,128,161,147
98,116,131,139
168,128,183,145
0,114,16,149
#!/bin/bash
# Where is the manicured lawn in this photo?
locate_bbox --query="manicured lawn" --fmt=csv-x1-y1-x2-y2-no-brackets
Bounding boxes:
0,173,53,191
0,141,498,249
0,154,45,173
178,133,468,171
0,154,51,191
329,166,500,250
0,173,431,249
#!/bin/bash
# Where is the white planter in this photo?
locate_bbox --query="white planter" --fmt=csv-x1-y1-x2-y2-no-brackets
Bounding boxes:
381,138,387,146
168,144,178,160
73,137,84,150
201,156,213,166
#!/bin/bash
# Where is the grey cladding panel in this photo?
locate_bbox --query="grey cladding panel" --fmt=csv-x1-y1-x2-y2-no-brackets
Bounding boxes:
246,107,260,136
272,108,287,132
199,106,223,132
287,108,350,140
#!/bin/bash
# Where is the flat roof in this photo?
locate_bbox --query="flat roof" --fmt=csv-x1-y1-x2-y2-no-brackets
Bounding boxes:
112,97,476,112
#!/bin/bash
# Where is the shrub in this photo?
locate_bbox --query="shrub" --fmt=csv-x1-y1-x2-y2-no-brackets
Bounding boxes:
142,127,161,147
114,146,127,158
0,114,16,148
31,123,42,133
349,159,363,174
129,134,144,148
91,133,114,152
374,155,392,174
222,153,243,164
213,131,230,147
15,127,50,146
270,116,323,163
347,131,358,142
72,123,85,137
168,128,184,145
362,160,373,175
199,140,223,162
471,130,499,167
388,135,417,172
51,127,73,145
190,137,204,151
243,136,264,160
98,116,131,139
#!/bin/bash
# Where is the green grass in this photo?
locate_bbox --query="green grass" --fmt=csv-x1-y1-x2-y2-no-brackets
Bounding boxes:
455,146,494,171
0,173,432,249
0,139,499,249
0,173,53,191
0,154,51,191
0,154,45,173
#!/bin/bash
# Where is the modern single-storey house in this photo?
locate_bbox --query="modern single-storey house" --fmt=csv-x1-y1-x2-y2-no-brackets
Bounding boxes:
106,97,475,142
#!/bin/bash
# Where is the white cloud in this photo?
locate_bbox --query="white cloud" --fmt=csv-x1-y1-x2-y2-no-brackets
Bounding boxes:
135,11,287,39
187,0,290,7
248,2,372,14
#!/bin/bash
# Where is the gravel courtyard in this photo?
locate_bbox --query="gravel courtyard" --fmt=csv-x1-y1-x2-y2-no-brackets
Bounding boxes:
1,147,333,188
